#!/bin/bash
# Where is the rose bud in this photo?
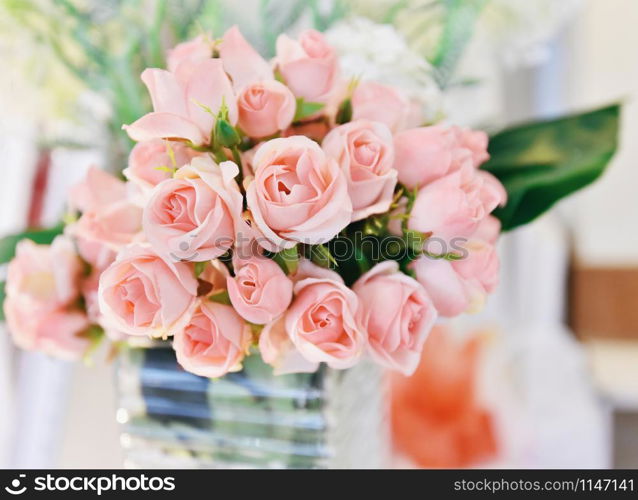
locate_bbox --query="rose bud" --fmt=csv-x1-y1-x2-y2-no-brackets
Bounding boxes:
275,29,339,103
227,255,293,324
322,119,397,221
173,300,252,378
353,261,437,376
285,262,365,369
237,81,296,138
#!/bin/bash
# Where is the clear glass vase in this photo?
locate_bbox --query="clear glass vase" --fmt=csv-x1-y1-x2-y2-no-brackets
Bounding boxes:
114,344,390,469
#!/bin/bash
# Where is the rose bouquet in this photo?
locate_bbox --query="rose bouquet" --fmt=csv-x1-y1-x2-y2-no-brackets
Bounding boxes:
1,24,617,381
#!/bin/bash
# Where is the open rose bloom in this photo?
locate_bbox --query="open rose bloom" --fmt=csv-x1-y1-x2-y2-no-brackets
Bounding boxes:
3,25,508,379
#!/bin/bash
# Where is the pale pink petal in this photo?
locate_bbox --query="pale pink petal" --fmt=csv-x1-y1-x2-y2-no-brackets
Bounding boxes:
141,68,188,116
220,25,273,89
185,59,238,135
123,112,206,144
411,257,469,318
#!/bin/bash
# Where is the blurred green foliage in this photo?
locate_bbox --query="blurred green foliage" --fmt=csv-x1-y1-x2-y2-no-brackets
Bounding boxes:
347,0,489,88
1,0,358,164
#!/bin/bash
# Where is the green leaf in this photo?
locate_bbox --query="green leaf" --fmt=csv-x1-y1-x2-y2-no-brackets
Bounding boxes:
274,68,285,84
310,244,338,269
0,281,5,322
81,324,105,365
194,261,207,278
209,289,232,306
0,224,64,264
353,245,371,275
271,246,299,275
335,97,352,124
482,104,620,231
294,98,324,122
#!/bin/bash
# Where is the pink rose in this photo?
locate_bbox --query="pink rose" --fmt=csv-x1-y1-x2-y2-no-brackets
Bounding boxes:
67,167,143,252
408,165,506,242
123,59,237,146
82,269,104,324
353,261,437,376
143,157,243,262
275,29,339,103
4,236,89,360
227,255,293,324
411,239,499,317
81,270,127,342
4,300,90,360
284,263,365,369
394,125,490,189
352,81,412,133
124,139,201,195
5,236,82,311
219,26,273,90
453,126,490,166
394,126,466,189
218,26,295,138
68,166,127,213
237,81,296,138
259,315,320,375
167,35,213,83
76,237,117,272
246,136,352,251
322,120,397,221
98,245,198,337
477,169,508,208
453,240,499,297
472,215,501,245
173,300,252,378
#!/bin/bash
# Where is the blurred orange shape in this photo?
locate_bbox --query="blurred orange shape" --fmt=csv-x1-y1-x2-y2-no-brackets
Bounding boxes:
391,326,498,468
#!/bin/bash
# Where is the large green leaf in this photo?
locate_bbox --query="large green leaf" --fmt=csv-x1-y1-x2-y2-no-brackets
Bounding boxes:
482,104,620,231
0,224,64,264
0,281,5,321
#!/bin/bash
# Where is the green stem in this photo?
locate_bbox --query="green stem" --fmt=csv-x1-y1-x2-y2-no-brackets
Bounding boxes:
188,143,214,153
211,149,226,164
401,186,417,234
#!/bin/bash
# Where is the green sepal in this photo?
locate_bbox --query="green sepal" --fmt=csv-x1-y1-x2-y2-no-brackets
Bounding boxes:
294,98,324,122
271,246,300,275
209,289,232,305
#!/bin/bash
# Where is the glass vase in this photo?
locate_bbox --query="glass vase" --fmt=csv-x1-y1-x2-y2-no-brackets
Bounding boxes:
114,344,390,469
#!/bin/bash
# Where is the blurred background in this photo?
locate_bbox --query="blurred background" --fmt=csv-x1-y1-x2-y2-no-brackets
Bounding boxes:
0,0,636,469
